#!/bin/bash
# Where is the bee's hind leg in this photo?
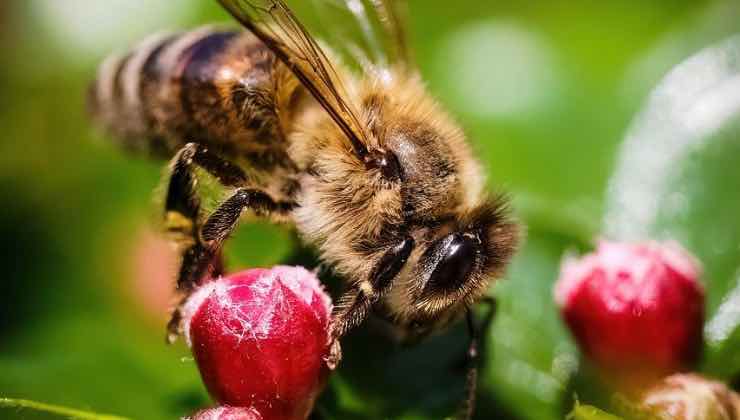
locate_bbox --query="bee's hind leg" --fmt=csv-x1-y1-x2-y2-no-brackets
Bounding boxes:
456,296,497,420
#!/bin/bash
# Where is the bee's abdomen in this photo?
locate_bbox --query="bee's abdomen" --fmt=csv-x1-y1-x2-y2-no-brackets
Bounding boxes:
89,27,285,159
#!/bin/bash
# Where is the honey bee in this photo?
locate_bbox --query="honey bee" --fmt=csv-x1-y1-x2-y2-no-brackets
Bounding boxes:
89,0,520,417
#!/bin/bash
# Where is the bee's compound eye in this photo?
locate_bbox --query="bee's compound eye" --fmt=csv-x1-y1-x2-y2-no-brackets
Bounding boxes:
426,233,477,292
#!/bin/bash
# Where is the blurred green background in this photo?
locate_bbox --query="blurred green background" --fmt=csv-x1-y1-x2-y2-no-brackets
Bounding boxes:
1,1,739,419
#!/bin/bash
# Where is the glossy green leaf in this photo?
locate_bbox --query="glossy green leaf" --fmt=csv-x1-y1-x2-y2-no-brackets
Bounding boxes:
603,35,740,381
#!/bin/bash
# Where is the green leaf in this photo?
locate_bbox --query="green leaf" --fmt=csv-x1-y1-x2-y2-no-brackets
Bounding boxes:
0,398,130,420
566,402,624,420
484,233,586,420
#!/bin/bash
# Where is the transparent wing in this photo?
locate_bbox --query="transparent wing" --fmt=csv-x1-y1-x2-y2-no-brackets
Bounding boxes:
311,0,412,69
218,0,371,160
372,0,412,65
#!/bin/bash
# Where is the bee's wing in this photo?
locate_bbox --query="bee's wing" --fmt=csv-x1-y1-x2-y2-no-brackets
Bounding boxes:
218,0,371,160
311,0,412,69
371,0,412,66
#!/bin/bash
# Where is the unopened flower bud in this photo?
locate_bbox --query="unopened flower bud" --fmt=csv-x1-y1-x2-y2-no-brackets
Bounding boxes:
554,241,704,388
182,267,332,420
187,406,263,420
640,373,740,420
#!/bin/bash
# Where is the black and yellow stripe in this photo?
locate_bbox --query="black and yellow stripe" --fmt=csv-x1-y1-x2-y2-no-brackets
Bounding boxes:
89,26,284,160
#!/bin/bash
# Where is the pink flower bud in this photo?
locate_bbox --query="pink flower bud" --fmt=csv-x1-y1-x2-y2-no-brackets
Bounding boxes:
640,374,740,420
554,241,704,387
182,267,332,420
187,406,263,420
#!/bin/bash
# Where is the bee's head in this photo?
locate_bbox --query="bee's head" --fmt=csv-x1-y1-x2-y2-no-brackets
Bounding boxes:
385,198,521,326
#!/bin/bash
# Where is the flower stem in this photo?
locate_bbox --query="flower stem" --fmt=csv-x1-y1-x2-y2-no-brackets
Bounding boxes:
0,397,130,420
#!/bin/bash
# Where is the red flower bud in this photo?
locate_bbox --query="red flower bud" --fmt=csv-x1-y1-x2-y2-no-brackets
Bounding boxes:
182,267,332,420
554,241,704,388
188,406,263,420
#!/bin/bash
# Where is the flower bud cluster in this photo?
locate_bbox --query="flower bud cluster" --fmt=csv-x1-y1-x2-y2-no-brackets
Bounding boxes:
556,240,740,418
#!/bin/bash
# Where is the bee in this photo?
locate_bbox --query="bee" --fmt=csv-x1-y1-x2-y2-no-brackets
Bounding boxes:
89,0,520,417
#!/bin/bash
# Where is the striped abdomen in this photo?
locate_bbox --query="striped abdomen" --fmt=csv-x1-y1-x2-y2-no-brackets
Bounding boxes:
89,27,296,163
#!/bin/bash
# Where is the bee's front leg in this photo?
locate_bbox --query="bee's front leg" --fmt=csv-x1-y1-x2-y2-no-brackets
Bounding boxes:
326,237,415,369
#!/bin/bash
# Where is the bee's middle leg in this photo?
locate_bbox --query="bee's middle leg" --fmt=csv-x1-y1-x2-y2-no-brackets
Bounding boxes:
164,143,248,290
163,143,295,342
167,187,296,341
163,143,249,342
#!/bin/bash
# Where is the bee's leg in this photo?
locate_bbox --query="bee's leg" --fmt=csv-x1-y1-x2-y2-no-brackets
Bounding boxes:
164,143,250,342
477,295,497,362
189,188,295,289
165,142,249,287
166,187,295,342
456,297,497,420
326,237,415,369
164,142,247,243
